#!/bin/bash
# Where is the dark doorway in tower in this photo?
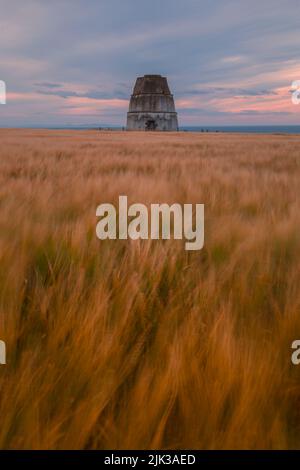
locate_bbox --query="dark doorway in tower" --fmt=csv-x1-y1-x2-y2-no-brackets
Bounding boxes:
145,119,157,131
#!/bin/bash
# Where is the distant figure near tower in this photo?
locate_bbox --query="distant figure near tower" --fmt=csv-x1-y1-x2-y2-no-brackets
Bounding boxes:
127,75,178,131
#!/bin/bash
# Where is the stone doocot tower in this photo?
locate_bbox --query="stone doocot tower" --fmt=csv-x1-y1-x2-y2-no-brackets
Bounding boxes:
127,75,178,131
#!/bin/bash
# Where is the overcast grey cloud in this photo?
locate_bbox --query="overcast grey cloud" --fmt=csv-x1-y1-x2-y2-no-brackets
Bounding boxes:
0,0,299,126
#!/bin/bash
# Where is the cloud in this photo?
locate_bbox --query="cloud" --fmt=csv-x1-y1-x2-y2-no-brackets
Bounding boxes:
34,82,62,88
1,0,300,126
33,85,130,100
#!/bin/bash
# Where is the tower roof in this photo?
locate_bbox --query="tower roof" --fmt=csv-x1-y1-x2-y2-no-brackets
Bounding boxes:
133,75,171,95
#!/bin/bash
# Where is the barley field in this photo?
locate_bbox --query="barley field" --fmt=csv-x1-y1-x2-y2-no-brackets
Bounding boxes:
0,129,300,449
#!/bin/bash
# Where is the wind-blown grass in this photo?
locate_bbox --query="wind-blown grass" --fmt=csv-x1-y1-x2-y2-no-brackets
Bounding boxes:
0,129,300,449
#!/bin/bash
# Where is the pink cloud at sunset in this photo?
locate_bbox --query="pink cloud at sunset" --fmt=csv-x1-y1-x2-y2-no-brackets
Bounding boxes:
1,0,300,127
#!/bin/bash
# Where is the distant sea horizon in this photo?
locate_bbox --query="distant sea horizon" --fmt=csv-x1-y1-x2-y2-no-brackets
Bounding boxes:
181,125,300,134
1,125,300,134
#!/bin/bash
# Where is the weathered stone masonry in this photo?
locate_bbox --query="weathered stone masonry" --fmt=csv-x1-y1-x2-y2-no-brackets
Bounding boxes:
127,75,178,131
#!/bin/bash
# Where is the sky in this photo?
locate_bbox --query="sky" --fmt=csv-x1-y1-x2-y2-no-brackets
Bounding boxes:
0,0,300,127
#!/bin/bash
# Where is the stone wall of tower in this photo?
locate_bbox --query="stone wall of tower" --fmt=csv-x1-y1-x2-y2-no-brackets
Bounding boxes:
127,75,178,131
